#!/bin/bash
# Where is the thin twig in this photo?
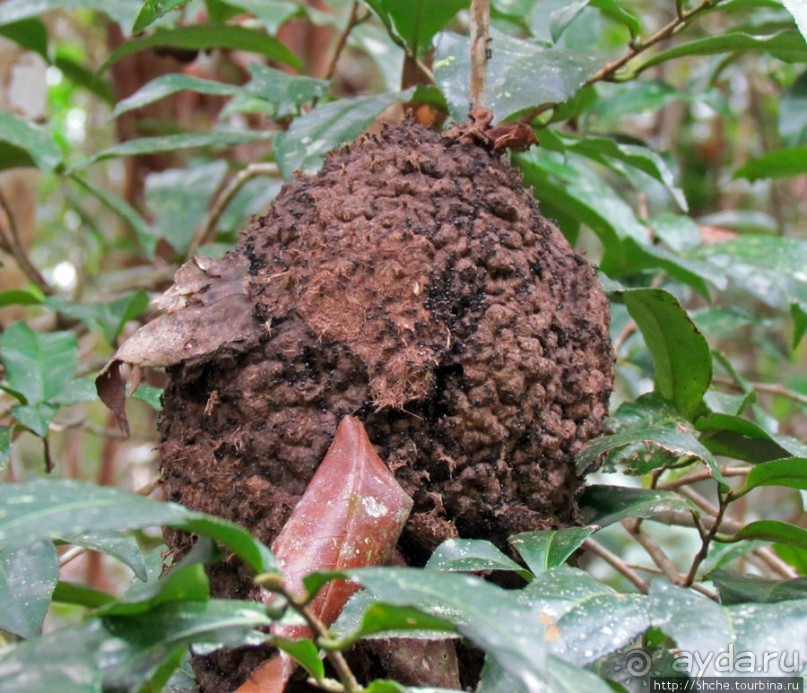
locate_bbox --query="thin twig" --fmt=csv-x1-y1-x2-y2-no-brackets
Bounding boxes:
469,0,491,110
323,1,365,82
518,0,725,123
625,563,717,599
622,519,684,585
660,466,750,490
683,488,730,586
584,538,649,593
0,188,52,295
187,163,279,257
714,376,807,408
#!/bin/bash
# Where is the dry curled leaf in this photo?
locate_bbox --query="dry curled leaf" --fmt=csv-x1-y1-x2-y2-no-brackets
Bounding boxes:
238,416,413,692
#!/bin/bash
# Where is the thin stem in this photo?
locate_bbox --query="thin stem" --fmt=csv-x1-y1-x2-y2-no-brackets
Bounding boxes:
584,538,649,593
714,376,807,408
0,188,52,295
683,488,730,586
519,0,725,123
622,519,684,585
660,466,750,490
469,0,491,111
324,2,366,82
187,163,279,257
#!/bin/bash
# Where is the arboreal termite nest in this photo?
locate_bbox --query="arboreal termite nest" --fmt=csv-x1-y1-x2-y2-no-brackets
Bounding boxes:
104,114,613,690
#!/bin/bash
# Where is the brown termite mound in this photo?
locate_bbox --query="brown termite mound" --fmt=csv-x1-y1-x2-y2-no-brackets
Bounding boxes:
143,115,612,688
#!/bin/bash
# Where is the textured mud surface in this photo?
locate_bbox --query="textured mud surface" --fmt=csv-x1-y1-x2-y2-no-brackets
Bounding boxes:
157,120,613,690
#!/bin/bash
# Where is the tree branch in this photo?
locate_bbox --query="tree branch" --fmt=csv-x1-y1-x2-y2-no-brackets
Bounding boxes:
584,538,649,593
469,0,491,111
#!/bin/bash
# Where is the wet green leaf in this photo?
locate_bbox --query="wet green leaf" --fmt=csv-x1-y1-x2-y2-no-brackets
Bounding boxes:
101,24,301,72
708,568,807,604
60,531,147,581
696,413,807,463
133,0,192,32
347,567,546,691
0,540,58,638
0,110,62,172
46,291,150,345
508,527,597,574
0,322,79,405
426,539,530,579
273,637,324,679
579,485,693,526
365,0,469,56
275,89,415,177
223,0,304,34
0,478,275,573
621,288,712,418
112,74,240,118
435,29,597,121
52,581,116,609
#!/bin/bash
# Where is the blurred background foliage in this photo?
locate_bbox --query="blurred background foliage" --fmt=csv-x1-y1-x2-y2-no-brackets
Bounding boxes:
1,0,807,690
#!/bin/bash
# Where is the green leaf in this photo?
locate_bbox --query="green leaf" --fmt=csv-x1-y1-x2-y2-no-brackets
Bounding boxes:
576,395,722,479
522,567,651,666
579,485,693,526
101,25,301,72
76,130,274,167
727,520,807,549
690,235,807,346
0,18,48,60
133,0,192,33
649,213,701,252
638,30,807,72
52,580,116,608
365,0,469,56
696,413,807,463
46,291,150,345
621,288,712,418
426,538,531,580
779,71,807,146
0,322,78,405
333,594,457,640
783,0,807,42
707,568,807,604
145,160,228,254
0,110,62,172
0,478,275,574
99,563,209,616
223,0,304,34
508,526,597,574
734,457,807,497
0,0,138,27
60,531,147,581
434,29,597,121
112,74,241,118
0,540,58,638
734,145,807,181
69,174,153,254
244,63,329,119
10,402,57,437
0,426,10,472
0,288,44,308
273,637,324,680
274,88,415,177
347,567,546,691
53,55,115,105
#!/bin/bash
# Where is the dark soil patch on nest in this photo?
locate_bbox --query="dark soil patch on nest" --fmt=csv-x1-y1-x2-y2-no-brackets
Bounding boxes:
157,119,613,690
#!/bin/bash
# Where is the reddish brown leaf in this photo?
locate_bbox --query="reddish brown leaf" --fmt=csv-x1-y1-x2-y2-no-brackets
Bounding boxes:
238,416,413,692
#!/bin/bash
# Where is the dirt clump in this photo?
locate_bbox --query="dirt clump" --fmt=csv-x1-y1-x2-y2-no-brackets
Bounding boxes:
155,118,613,689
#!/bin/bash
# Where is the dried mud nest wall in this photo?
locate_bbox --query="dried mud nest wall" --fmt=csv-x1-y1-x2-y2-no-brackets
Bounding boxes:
157,120,614,687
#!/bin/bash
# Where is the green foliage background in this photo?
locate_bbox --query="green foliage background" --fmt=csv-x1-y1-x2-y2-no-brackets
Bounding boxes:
0,0,806,690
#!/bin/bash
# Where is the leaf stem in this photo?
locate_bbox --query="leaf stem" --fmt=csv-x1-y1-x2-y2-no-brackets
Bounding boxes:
683,487,730,585
469,0,491,111
714,376,807,408
622,518,684,585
